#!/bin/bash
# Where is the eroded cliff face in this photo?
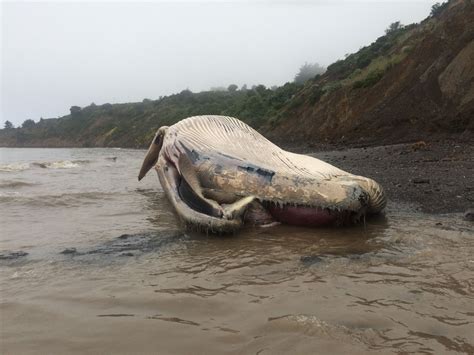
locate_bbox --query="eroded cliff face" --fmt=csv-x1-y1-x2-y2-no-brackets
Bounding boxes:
266,0,473,146
438,40,474,110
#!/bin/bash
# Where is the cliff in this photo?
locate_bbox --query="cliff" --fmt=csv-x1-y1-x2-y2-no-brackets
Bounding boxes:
266,0,473,146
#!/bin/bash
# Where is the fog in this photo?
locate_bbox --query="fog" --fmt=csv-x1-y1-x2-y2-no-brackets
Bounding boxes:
2,1,434,126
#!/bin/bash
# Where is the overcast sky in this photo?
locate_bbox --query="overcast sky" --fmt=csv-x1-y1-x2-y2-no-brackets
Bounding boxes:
2,1,434,126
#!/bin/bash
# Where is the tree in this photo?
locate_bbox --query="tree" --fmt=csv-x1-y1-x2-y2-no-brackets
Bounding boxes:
4,120,14,129
227,84,238,92
294,62,326,84
22,119,35,129
180,89,192,96
70,106,82,117
254,84,267,95
385,21,403,35
431,2,448,17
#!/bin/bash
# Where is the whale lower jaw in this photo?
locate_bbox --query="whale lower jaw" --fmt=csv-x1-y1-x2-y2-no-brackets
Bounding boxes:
263,201,368,227
158,158,375,232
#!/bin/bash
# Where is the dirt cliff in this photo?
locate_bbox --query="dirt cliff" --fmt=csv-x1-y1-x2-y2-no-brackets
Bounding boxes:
266,0,473,146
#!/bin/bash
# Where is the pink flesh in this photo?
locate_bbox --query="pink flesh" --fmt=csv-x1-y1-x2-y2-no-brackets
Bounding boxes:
268,205,337,226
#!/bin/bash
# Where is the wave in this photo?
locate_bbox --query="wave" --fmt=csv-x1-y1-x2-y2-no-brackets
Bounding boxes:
0,191,116,207
0,159,91,172
30,160,84,169
0,163,30,172
0,180,36,189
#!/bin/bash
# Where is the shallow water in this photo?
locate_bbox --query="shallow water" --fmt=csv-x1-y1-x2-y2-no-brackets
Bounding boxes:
1,147,473,354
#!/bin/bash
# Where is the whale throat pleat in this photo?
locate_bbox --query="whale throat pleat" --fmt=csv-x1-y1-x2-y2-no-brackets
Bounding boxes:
170,115,345,179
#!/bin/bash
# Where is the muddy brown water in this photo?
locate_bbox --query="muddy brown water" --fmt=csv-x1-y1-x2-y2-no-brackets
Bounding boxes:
1,148,473,354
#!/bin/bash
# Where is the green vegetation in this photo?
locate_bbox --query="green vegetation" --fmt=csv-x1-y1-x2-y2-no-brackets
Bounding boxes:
326,22,414,81
294,63,326,84
352,69,385,89
227,84,238,92
347,52,404,89
0,84,302,147
309,20,417,95
431,2,449,17
385,21,403,35
21,119,36,129
4,121,14,129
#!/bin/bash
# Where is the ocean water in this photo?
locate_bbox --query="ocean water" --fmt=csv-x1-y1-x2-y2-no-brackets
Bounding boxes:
1,147,473,354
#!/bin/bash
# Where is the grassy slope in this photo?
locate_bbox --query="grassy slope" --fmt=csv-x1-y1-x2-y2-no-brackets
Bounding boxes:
265,0,473,146
0,84,300,148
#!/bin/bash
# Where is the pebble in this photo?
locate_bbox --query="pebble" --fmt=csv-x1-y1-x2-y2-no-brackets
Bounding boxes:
464,209,474,221
300,255,324,265
0,251,28,260
413,178,430,184
120,252,135,257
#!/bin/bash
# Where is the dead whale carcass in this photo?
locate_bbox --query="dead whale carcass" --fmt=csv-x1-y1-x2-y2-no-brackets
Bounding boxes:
139,115,386,232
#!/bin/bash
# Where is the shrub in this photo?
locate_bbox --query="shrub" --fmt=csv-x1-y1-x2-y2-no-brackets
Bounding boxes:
327,23,410,81
308,86,325,104
22,119,36,129
430,2,448,17
385,21,403,35
353,69,385,89
322,81,343,94
294,62,326,84
70,106,82,117
227,84,238,92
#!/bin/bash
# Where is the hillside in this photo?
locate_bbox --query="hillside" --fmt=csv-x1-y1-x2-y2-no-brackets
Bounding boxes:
266,0,473,146
1,0,473,148
0,85,300,148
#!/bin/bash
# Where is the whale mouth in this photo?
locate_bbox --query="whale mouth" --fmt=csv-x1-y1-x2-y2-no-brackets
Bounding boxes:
263,200,368,227
267,204,350,227
147,151,378,232
156,154,375,231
